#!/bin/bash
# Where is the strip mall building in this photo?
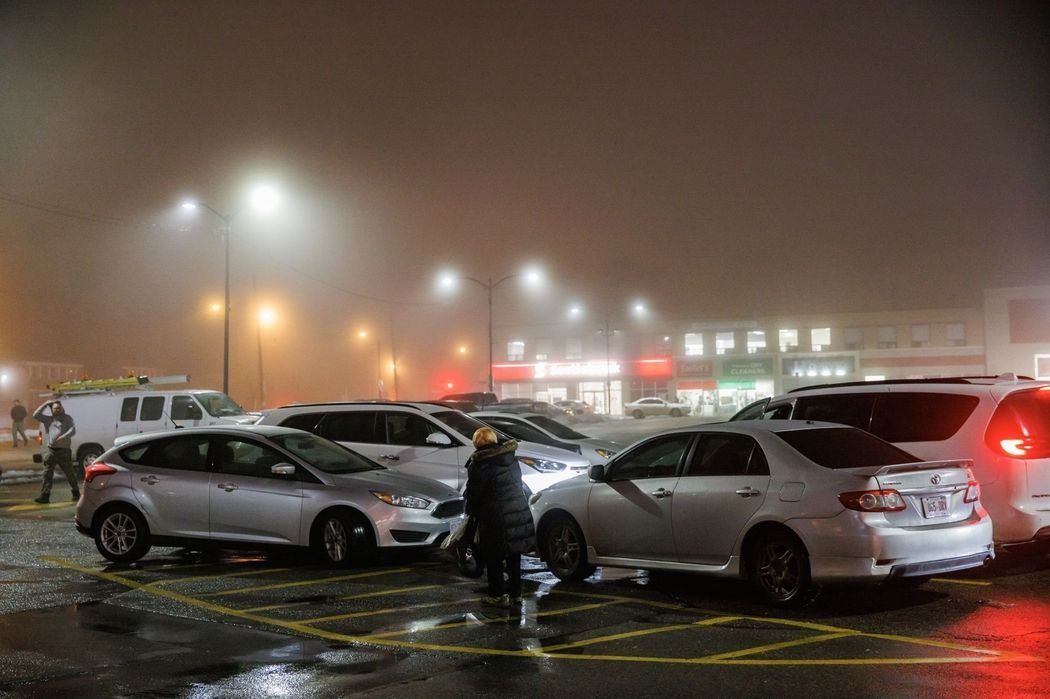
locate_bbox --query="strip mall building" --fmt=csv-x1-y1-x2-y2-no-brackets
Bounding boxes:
489,286,1050,417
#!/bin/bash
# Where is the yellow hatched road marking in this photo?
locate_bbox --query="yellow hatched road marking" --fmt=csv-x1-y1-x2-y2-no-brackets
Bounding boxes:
537,616,739,654
8,502,75,512
146,567,293,587
930,577,993,587
700,631,858,660
244,583,449,614
43,556,1042,666
196,567,411,596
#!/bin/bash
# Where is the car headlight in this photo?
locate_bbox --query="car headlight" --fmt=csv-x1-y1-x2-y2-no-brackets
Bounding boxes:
519,456,567,473
370,491,432,509
593,448,618,459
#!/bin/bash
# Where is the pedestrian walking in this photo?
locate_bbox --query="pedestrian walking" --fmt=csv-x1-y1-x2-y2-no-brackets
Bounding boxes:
32,400,79,504
10,399,29,447
464,427,535,608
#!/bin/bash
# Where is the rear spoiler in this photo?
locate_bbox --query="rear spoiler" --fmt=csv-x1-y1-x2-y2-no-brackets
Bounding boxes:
869,459,973,477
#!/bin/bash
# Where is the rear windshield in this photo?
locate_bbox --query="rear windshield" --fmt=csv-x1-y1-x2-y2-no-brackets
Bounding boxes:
870,393,979,442
525,415,588,440
776,427,919,469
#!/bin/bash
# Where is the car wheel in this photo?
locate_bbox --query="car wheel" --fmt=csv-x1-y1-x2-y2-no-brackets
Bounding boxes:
315,510,376,566
542,515,596,581
669,408,682,417
749,530,812,606
78,444,104,470
94,505,151,563
632,410,644,419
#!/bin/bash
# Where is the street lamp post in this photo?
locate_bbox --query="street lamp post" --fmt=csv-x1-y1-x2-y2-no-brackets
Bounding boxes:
438,268,543,394
570,301,648,416
181,185,280,396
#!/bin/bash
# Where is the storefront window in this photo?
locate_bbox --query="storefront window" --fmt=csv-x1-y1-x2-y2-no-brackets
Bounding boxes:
877,326,897,349
565,338,582,360
507,341,525,361
746,331,766,354
811,327,830,351
945,323,966,347
716,332,735,355
779,329,798,352
911,324,930,348
844,327,863,350
684,333,703,356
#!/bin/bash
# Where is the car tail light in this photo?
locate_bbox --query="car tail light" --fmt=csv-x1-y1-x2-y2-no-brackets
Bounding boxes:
994,436,1050,459
964,480,980,503
839,489,906,512
84,462,118,483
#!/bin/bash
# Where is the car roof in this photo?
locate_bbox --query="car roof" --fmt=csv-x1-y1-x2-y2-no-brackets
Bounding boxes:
471,411,546,419
268,400,455,415
778,375,1049,401
114,424,304,445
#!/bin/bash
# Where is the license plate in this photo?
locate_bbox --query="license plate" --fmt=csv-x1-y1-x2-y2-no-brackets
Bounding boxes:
449,515,466,534
921,494,949,518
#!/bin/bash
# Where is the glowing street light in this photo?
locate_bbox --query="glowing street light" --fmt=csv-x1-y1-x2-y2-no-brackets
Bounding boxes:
180,182,282,395
436,265,545,393
356,328,385,399
256,305,277,409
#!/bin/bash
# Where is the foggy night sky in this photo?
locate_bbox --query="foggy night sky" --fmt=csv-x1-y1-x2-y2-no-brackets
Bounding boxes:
1,1,1048,405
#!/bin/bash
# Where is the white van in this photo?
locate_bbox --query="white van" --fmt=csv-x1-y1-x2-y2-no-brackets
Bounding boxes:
36,389,257,469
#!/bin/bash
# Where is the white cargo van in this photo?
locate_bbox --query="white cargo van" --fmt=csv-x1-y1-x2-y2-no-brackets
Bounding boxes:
36,389,257,469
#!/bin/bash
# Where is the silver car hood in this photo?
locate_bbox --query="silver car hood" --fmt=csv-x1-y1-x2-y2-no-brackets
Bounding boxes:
517,441,591,468
329,467,460,501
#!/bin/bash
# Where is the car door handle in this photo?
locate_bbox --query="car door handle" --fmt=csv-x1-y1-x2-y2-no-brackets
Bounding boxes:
379,454,400,461
217,483,238,492
650,488,673,499
735,487,761,497
140,476,159,485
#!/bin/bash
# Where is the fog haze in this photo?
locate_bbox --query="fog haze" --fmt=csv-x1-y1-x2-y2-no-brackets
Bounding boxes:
1,1,1047,404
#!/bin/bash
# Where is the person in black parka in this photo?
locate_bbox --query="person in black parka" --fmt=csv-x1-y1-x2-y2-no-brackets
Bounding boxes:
464,427,536,606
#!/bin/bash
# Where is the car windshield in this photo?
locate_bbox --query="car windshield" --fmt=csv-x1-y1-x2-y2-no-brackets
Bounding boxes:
775,427,918,469
198,391,248,417
430,410,490,440
271,432,382,474
525,415,587,440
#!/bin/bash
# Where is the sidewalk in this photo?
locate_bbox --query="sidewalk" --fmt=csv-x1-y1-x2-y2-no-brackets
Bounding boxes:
0,442,44,484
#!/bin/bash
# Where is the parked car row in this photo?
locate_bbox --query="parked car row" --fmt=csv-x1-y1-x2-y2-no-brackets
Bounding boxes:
73,375,1044,607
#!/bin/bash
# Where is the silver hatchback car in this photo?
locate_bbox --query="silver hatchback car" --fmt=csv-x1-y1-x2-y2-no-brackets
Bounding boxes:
531,421,994,605
75,425,464,564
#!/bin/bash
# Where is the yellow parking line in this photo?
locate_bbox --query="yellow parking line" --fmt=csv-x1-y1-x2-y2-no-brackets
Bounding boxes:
701,631,858,660
196,567,411,597
7,502,75,512
43,556,1042,666
930,577,993,587
147,567,293,587
538,616,738,654
243,583,447,613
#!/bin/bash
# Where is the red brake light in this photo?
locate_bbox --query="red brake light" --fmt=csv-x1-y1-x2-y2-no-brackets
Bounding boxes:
995,436,1050,459
84,462,118,483
839,489,906,512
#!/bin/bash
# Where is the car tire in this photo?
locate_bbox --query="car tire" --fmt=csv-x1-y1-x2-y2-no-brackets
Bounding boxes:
632,410,644,419
94,504,151,563
748,529,813,606
669,408,682,417
78,444,104,470
542,515,596,582
314,510,376,566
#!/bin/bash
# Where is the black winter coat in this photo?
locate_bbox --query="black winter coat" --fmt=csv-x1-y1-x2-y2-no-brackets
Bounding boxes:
464,440,536,562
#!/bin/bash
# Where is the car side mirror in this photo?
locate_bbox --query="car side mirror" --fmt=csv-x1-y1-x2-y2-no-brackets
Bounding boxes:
426,432,453,447
271,463,296,476
589,463,606,481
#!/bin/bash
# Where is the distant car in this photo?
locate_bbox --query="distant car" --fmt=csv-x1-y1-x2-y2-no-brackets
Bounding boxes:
470,411,620,465
531,421,994,606
492,399,570,418
555,400,593,415
75,425,465,565
439,392,499,408
623,397,692,419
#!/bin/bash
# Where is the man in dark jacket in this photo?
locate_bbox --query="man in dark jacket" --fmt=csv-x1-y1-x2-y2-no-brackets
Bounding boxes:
464,427,536,607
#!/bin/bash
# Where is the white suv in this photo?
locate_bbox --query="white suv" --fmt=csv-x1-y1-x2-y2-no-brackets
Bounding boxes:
731,375,1050,546
256,401,591,494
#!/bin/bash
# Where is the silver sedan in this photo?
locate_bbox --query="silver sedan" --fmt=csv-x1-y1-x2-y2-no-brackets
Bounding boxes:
75,425,464,564
623,397,692,419
530,421,994,605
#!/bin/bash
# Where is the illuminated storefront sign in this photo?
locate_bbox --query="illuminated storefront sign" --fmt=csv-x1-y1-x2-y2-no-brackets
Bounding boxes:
493,357,672,382
723,358,774,377
677,359,714,378
782,356,855,378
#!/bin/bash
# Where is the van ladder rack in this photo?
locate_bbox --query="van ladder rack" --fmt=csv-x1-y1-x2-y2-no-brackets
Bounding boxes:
48,374,190,394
